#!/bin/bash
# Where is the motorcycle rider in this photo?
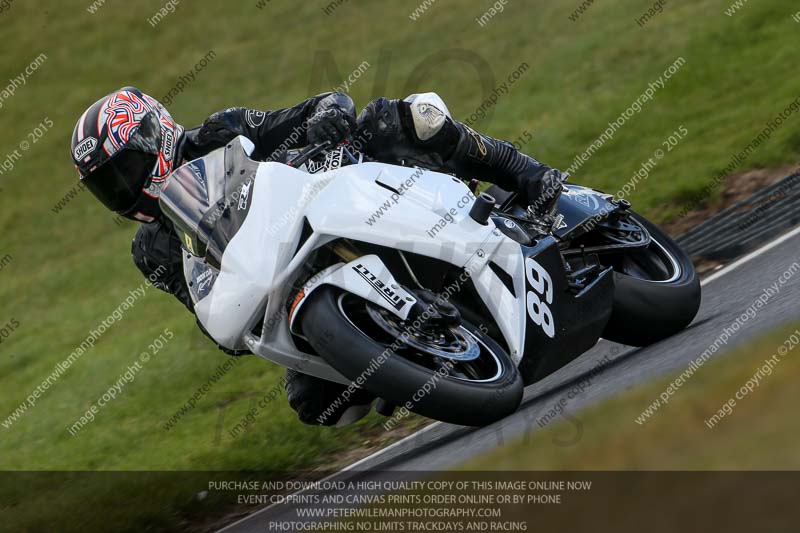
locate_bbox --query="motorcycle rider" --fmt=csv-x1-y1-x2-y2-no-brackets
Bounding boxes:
70,86,563,426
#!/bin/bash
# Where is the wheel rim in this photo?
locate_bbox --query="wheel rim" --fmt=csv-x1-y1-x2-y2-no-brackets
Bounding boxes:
336,293,504,383
613,217,682,283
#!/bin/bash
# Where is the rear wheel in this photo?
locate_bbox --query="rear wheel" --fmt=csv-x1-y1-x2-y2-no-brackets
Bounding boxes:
600,213,701,346
301,286,523,427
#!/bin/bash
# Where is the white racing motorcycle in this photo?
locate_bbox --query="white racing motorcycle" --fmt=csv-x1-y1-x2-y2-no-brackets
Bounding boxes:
160,136,700,427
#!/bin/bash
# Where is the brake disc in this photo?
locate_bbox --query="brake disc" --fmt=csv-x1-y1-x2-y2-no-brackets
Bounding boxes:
365,305,481,362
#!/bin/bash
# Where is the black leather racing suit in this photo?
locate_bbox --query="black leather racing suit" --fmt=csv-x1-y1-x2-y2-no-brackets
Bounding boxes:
132,92,558,425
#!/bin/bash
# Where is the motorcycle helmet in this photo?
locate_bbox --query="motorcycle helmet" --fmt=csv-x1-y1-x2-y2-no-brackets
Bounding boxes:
70,86,184,222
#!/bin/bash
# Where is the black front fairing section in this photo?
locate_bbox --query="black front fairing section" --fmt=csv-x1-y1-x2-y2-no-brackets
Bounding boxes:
520,236,614,382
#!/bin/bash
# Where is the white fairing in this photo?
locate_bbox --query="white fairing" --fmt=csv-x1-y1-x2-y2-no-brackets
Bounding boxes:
193,160,328,349
288,255,418,332
187,137,527,382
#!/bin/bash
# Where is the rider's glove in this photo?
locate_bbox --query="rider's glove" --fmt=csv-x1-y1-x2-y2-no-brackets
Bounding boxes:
307,105,356,146
196,107,249,149
505,167,566,218
527,168,565,217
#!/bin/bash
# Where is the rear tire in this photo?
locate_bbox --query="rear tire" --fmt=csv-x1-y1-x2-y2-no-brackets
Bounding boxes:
602,214,701,346
301,286,523,427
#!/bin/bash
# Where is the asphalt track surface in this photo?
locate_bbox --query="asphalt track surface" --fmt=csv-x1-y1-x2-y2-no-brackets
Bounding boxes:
219,224,800,532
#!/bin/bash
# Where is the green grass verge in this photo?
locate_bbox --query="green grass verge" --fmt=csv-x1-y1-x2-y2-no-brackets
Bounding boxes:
460,321,800,470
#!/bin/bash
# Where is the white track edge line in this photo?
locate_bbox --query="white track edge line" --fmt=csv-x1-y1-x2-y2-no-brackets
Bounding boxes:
700,225,800,286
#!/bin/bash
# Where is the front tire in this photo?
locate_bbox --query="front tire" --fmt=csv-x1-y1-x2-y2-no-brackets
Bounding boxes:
301,286,523,427
602,213,701,346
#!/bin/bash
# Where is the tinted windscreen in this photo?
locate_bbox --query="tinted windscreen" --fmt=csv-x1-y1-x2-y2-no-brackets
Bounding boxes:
159,158,214,256
160,140,259,263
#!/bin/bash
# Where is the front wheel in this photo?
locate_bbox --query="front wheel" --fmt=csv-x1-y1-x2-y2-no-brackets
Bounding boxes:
600,213,701,346
300,286,523,427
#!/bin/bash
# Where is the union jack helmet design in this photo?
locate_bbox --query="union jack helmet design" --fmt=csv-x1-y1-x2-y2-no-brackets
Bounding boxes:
71,86,184,222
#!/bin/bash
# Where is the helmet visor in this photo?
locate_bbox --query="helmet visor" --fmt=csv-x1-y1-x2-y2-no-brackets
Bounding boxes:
80,111,163,213
82,149,159,213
